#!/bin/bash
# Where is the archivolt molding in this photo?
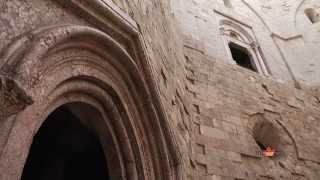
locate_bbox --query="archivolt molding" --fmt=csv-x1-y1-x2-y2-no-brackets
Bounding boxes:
57,0,140,58
61,1,184,170
0,25,137,90
0,23,182,180
220,19,254,44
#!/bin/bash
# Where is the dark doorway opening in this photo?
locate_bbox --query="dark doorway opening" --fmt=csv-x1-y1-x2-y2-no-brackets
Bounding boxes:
228,42,257,72
21,105,110,180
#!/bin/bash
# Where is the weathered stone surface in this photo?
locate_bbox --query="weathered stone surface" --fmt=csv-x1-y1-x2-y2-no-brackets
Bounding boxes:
185,46,320,179
0,75,32,120
0,0,320,179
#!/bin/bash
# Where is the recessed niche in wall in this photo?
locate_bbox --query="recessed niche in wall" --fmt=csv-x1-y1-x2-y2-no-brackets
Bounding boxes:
305,8,320,24
252,119,280,152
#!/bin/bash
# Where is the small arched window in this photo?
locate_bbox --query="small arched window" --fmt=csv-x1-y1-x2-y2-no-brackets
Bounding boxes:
223,0,232,8
305,8,320,23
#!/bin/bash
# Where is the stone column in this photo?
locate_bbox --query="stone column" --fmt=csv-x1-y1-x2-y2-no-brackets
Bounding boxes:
250,41,269,75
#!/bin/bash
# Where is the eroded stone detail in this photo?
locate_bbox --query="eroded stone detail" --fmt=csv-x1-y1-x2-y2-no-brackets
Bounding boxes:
0,75,32,120
0,0,320,180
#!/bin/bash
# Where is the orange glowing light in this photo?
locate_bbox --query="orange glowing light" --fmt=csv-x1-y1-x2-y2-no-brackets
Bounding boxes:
263,147,275,157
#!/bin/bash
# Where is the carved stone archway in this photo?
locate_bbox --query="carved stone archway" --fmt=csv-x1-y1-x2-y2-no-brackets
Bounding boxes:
0,23,182,180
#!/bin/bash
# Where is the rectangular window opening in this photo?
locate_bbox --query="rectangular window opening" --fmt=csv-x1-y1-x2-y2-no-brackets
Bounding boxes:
228,42,257,72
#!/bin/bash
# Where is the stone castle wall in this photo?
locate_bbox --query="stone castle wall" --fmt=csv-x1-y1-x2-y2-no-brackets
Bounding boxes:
0,0,319,179
184,45,320,179
172,0,320,85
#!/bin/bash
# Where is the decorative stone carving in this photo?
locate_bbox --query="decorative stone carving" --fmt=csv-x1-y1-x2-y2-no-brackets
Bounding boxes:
0,23,183,180
0,1,183,179
0,75,32,120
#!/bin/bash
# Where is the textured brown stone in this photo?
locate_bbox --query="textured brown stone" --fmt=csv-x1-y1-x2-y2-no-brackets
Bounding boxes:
0,0,320,179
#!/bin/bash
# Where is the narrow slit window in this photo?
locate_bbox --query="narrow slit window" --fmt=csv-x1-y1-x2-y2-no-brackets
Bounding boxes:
228,42,256,72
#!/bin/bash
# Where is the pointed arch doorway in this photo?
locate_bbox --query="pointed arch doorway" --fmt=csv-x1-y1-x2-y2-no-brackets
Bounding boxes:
0,24,183,180
21,103,110,180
